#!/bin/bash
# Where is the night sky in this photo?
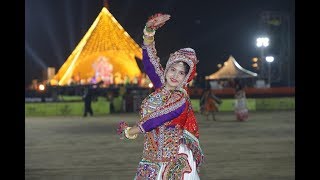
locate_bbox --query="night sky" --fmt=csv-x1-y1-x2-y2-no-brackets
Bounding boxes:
25,0,295,86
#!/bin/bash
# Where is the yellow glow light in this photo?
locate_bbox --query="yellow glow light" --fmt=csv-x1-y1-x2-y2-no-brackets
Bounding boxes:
252,57,258,62
38,84,45,91
252,63,258,68
54,7,142,86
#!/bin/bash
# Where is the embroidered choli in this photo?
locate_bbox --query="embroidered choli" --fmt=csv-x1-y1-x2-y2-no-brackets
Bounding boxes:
137,42,204,168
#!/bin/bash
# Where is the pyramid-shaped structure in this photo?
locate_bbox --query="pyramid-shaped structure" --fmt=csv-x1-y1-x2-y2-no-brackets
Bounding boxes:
206,55,257,80
54,7,142,86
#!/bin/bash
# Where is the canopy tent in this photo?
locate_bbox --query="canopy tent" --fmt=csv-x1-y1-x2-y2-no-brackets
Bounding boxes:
205,55,257,80
54,7,142,86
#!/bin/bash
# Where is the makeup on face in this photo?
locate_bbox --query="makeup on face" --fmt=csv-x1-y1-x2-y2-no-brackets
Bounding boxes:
165,62,187,90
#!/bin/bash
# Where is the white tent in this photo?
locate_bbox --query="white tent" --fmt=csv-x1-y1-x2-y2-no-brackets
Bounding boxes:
205,55,257,80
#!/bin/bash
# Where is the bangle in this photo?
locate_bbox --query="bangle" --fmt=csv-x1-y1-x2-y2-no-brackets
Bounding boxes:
145,25,155,32
124,127,138,139
143,35,154,44
143,26,156,36
143,35,154,41
143,39,154,44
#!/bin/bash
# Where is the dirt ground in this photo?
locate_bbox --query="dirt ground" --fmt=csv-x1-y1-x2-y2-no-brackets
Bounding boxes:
25,110,295,180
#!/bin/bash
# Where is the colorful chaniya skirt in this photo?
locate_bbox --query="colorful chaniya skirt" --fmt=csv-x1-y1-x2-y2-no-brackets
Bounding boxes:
234,98,248,121
235,108,249,121
134,144,200,180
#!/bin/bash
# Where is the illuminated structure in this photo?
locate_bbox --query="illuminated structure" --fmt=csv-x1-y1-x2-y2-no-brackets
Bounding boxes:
205,56,257,80
54,7,142,86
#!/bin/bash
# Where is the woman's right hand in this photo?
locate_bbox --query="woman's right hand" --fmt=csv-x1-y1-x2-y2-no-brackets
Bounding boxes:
117,121,128,139
146,13,171,30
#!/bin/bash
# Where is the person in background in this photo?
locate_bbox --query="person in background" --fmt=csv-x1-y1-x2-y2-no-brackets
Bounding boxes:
83,86,93,117
200,87,222,121
234,83,248,121
116,13,204,179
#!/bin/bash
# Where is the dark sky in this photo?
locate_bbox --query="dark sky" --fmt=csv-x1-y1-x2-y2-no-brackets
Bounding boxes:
25,0,295,86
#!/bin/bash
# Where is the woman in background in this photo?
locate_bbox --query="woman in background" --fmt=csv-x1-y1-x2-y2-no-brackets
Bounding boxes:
200,87,222,121
234,83,248,121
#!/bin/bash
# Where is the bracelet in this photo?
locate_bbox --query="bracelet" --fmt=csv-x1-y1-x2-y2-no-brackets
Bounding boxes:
143,35,154,44
143,39,154,44
143,26,156,37
145,25,155,32
124,127,138,139
143,35,154,41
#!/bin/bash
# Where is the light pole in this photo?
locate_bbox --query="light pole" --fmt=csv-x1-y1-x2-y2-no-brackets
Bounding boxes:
265,56,274,87
256,37,269,79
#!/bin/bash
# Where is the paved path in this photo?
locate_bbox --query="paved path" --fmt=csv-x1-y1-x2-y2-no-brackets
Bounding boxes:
25,111,295,179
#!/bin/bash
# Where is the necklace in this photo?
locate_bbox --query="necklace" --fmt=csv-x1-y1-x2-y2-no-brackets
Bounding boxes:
162,87,172,101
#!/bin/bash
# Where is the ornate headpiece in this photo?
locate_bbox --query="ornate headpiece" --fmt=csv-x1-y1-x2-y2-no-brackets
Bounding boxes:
164,48,199,88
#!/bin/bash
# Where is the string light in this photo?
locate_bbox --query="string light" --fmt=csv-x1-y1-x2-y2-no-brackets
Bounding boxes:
55,7,142,85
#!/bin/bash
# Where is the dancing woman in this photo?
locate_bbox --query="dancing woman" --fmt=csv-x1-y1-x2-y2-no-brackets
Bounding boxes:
117,13,204,179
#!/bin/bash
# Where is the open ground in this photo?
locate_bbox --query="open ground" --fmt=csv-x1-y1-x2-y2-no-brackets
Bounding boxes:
26,110,295,180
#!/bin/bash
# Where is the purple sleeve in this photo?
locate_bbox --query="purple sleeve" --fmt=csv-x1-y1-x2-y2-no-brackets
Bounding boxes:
140,103,186,132
143,49,163,88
